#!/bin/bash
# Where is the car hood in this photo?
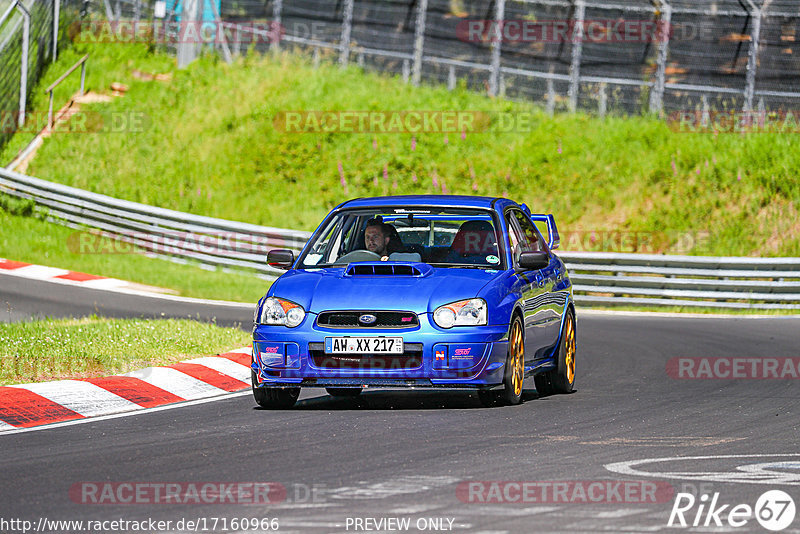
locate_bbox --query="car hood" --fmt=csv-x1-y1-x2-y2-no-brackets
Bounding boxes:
269,265,503,314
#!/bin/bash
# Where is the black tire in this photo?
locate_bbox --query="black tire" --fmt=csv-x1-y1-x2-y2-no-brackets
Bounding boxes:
534,309,576,395
550,309,576,393
325,387,363,397
499,315,525,405
252,371,300,408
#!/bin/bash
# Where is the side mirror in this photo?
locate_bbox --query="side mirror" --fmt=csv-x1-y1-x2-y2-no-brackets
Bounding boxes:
267,249,294,270
518,251,549,270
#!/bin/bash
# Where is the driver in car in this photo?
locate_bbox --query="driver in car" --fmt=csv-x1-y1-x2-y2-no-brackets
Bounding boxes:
365,218,390,260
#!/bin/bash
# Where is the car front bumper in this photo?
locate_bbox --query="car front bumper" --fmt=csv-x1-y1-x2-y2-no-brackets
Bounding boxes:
252,313,510,389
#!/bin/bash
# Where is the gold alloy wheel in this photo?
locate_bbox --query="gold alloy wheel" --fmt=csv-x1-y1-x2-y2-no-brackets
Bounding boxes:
565,315,576,384
510,320,524,396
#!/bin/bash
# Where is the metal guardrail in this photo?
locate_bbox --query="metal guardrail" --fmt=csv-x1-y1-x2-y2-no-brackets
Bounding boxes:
0,168,311,279
560,252,800,310
2,168,800,308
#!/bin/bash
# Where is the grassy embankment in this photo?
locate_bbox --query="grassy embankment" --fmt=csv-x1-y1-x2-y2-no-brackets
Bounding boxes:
1,38,798,303
0,316,251,386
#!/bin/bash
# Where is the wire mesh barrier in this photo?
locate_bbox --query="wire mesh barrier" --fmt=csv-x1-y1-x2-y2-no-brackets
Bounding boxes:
180,0,800,117
0,0,85,150
2,167,800,307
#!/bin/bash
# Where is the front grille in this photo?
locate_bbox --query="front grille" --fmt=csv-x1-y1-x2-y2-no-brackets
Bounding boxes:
317,311,419,329
309,342,423,370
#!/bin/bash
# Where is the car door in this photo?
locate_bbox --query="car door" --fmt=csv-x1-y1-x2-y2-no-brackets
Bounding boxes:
505,209,553,362
511,209,563,354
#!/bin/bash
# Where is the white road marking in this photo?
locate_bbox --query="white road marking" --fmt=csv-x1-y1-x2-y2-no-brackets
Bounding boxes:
0,420,16,431
11,265,70,279
186,357,251,382
122,367,228,400
605,454,800,485
8,380,141,417
81,278,127,289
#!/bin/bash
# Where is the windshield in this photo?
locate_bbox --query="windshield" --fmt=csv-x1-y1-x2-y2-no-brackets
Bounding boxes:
298,207,504,269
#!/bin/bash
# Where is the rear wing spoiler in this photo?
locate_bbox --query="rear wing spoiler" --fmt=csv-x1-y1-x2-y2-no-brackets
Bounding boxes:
521,205,560,250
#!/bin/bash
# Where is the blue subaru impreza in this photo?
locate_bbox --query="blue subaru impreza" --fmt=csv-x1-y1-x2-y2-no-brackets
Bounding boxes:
252,195,575,408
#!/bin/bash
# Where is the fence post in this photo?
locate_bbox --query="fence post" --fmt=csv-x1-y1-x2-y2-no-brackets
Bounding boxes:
102,0,114,21
546,65,555,115
270,0,282,52
411,0,428,86
208,0,232,63
648,1,671,116
488,0,505,97
743,3,761,113
177,0,199,68
339,0,354,67
17,2,31,128
52,0,60,63
598,82,607,117
568,0,585,112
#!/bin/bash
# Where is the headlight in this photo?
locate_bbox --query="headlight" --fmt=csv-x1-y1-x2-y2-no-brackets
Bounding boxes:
433,298,487,328
258,297,305,327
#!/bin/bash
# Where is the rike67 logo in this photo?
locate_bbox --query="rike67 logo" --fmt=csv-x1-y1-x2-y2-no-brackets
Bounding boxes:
668,490,796,531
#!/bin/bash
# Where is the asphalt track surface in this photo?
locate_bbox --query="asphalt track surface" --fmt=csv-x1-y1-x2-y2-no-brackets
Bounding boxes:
2,276,800,533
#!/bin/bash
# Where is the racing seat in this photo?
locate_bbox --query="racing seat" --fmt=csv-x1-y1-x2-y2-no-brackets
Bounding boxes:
443,220,498,265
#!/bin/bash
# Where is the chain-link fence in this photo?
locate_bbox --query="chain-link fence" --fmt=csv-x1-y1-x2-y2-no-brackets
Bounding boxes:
0,0,85,149
211,0,800,116
5,0,798,149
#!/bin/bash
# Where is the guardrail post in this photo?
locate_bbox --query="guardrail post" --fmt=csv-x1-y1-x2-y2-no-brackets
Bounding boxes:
488,0,505,97
648,1,671,116
52,0,60,63
339,0,354,67
270,0,282,52
568,0,585,112
546,66,555,115
411,0,428,86
598,82,607,117
447,65,455,90
743,3,761,113
17,1,30,128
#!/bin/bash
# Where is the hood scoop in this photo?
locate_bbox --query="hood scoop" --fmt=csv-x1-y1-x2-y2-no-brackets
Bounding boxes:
344,262,433,277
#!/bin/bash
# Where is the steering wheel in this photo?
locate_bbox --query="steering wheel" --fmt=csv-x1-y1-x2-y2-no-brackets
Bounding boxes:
334,250,381,264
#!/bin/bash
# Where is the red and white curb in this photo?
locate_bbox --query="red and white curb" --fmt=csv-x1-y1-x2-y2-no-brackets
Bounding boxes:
0,347,253,432
0,258,150,291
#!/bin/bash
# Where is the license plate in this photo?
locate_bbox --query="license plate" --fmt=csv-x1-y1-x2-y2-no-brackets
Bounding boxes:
324,337,403,354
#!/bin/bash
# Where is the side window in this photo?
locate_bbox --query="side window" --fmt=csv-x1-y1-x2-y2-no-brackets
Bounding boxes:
513,211,543,252
505,212,529,264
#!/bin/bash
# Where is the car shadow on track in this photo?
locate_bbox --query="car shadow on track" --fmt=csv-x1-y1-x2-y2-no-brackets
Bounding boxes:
274,389,565,410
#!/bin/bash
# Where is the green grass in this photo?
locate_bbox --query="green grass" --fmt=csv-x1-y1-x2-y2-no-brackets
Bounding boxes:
0,316,251,385
0,209,271,302
1,34,798,304
2,38,798,257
